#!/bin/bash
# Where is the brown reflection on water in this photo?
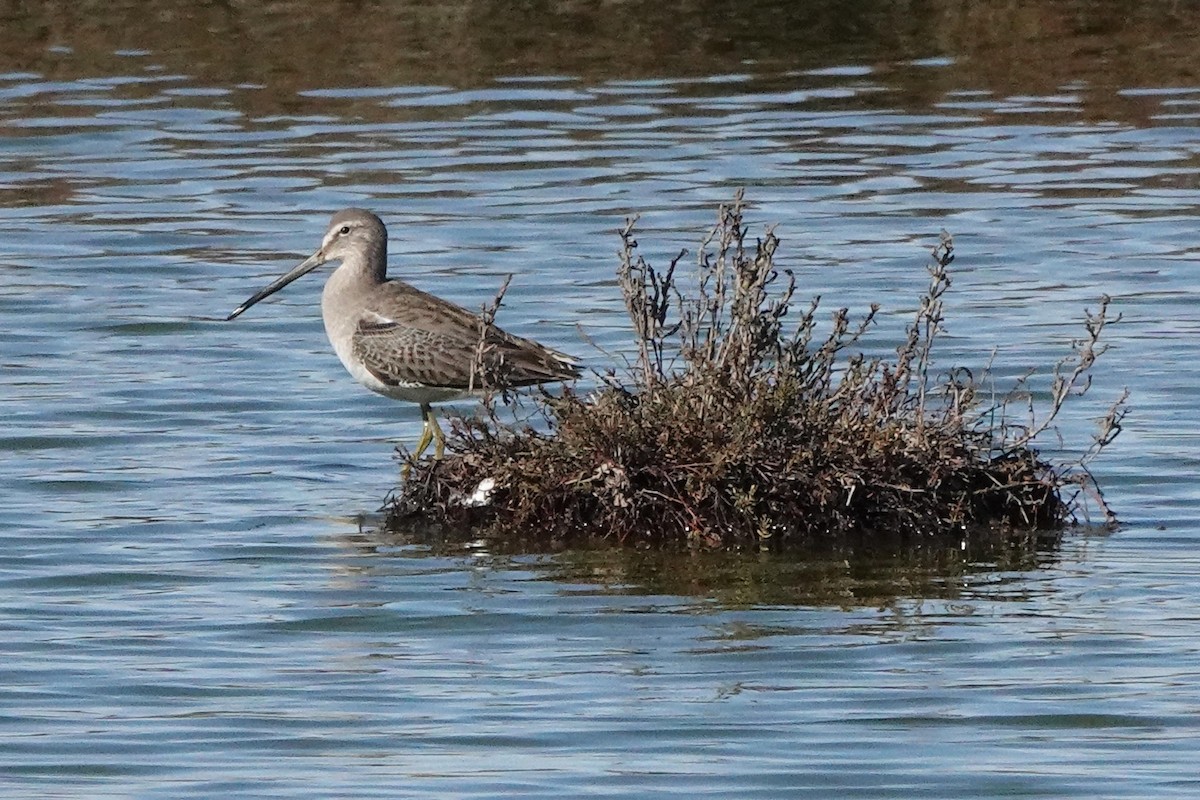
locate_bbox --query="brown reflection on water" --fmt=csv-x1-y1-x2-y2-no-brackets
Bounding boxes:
2,1,1198,121
539,540,1059,608
357,523,1063,608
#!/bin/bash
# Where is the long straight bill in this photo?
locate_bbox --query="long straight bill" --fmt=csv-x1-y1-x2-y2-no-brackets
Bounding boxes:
226,251,325,321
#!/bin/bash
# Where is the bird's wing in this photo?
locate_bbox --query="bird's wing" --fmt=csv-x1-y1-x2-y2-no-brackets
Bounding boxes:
350,283,579,391
352,311,482,390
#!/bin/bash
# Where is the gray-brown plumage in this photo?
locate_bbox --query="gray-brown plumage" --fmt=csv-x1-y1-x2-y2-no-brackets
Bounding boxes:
350,280,580,394
227,208,579,461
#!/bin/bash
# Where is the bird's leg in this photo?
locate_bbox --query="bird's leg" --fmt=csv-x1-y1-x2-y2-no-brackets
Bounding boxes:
403,407,436,482
412,403,435,462
402,416,431,483
428,404,446,459
402,405,445,483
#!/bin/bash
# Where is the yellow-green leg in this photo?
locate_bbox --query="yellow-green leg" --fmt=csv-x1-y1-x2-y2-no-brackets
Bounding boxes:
403,403,446,480
412,403,435,461
427,404,446,459
402,403,440,482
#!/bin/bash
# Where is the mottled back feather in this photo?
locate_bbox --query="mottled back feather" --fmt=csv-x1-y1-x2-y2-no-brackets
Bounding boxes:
350,281,579,391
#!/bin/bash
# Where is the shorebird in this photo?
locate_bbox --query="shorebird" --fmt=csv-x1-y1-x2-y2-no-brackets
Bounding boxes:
227,208,580,466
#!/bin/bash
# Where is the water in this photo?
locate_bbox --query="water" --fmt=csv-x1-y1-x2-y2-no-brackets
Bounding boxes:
4,3,1200,797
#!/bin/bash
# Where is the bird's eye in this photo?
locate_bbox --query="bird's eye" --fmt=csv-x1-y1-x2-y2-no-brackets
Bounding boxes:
339,225,351,235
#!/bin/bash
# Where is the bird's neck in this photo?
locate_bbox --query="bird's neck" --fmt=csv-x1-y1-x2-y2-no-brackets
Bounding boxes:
337,245,387,284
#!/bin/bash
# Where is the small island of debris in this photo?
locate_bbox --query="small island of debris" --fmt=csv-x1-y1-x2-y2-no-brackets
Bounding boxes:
386,193,1126,550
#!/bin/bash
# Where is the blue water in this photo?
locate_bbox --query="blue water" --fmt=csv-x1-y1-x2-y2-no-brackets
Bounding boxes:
3,45,1200,800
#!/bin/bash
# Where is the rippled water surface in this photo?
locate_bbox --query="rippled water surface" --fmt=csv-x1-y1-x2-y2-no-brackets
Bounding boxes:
4,3,1200,798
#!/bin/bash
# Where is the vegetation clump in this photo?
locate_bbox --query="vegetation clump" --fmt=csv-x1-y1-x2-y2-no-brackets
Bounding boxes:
386,193,1125,548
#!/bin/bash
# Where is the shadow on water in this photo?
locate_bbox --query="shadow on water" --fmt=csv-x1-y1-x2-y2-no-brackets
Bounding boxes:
353,518,1075,607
